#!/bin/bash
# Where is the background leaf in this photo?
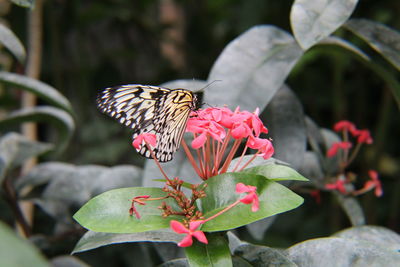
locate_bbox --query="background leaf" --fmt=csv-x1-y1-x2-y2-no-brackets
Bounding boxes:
0,23,25,62
0,106,75,153
0,221,48,267
73,229,181,253
235,243,296,266
290,0,359,49
10,0,34,8
287,237,400,266
0,133,52,184
345,18,400,71
263,85,307,170
333,225,400,251
206,25,303,111
0,71,73,114
335,193,365,226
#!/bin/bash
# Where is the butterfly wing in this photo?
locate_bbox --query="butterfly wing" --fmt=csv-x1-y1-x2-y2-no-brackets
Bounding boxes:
141,89,196,162
97,84,196,162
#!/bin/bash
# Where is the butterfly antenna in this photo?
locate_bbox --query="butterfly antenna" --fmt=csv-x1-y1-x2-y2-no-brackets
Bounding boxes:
199,80,222,91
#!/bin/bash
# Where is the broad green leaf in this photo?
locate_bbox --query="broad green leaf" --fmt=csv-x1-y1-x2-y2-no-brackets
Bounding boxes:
287,237,400,265
10,0,34,8
0,221,49,267
0,71,73,114
241,163,308,182
0,23,25,62
185,233,232,267
206,25,303,112
73,229,181,253
0,132,52,184
290,0,359,50
73,187,182,233
345,19,400,71
199,173,304,231
0,106,75,153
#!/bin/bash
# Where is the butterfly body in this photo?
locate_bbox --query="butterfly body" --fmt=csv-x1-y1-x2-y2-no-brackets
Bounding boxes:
97,84,199,162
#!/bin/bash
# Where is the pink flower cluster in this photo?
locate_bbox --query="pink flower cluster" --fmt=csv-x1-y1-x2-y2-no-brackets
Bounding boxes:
325,170,383,197
185,107,274,179
323,120,382,198
327,120,373,158
328,120,373,157
187,107,272,157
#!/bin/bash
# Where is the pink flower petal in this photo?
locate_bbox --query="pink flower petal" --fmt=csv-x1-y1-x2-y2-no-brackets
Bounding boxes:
189,220,203,231
192,231,208,244
236,183,252,193
239,193,255,204
170,220,189,234
192,132,207,149
251,195,259,212
333,120,356,133
178,234,193,247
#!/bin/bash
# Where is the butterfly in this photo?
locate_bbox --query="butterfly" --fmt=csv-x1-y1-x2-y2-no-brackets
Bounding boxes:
97,84,200,162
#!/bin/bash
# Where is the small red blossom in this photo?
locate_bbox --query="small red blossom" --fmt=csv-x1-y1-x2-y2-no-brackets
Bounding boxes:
333,120,357,134
326,141,352,157
325,179,347,194
236,183,259,212
365,170,383,197
132,133,157,150
129,195,151,219
170,220,208,247
354,129,373,144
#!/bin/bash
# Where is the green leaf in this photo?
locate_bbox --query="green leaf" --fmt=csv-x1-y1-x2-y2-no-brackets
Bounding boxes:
73,187,182,233
0,71,73,114
0,23,26,62
0,132,53,184
73,229,181,253
241,163,309,182
345,18,400,71
199,173,304,232
10,0,34,8
0,106,75,153
0,221,49,267
185,232,232,267
290,0,359,50
206,25,303,112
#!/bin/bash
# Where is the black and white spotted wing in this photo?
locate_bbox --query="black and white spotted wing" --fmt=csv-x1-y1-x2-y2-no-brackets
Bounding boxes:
97,84,199,162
